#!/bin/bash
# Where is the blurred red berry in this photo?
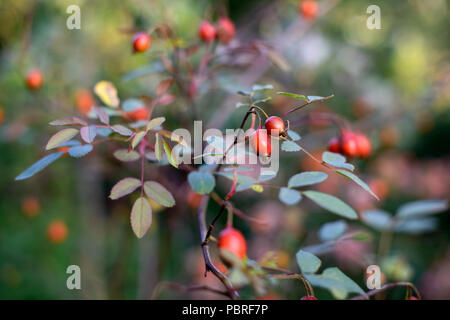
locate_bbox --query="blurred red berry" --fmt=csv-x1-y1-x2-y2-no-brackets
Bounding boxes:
75,89,95,116
22,197,40,217
299,0,318,21
216,18,235,44
47,220,68,244
327,137,341,153
265,116,285,136
218,227,247,260
133,32,151,52
26,69,43,90
198,21,216,43
250,129,272,156
355,133,372,158
341,131,358,158
125,107,151,121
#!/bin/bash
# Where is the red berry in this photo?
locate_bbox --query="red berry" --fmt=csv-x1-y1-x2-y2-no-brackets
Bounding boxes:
216,18,235,44
299,0,319,21
327,137,341,153
355,133,371,159
265,116,285,136
47,220,68,244
125,107,151,121
218,227,247,260
133,32,151,52
301,295,318,300
75,89,95,116
407,296,419,300
250,129,272,156
198,21,216,43
26,69,44,90
340,131,358,158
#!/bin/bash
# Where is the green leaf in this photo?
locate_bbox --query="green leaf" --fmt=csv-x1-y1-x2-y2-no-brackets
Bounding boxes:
162,138,178,168
143,181,175,207
322,151,354,171
288,171,328,188
296,250,321,273
304,267,364,299
307,96,325,102
279,187,302,205
130,197,152,238
68,144,93,158
318,220,347,242
15,152,63,181
94,81,119,108
188,171,215,194
146,117,166,131
252,84,273,91
113,149,140,162
287,130,301,141
155,133,163,161
131,131,146,150
236,102,250,109
303,191,358,220
277,92,308,101
111,124,133,136
396,200,448,219
216,171,256,185
281,140,301,152
395,217,438,234
362,209,393,231
45,128,79,150
336,169,379,200
109,178,142,200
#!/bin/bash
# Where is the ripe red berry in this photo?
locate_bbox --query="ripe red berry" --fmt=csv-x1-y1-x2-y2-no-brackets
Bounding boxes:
216,18,235,44
355,133,372,159
299,0,319,21
47,220,68,244
327,137,341,153
26,69,44,90
265,116,285,136
133,32,151,52
340,131,358,158
301,295,318,300
198,21,216,43
218,227,247,260
250,129,272,156
125,107,151,121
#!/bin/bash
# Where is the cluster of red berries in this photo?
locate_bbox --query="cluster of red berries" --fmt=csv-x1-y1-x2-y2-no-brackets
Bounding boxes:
299,0,319,21
250,116,286,157
218,227,247,263
198,18,235,44
328,130,372,158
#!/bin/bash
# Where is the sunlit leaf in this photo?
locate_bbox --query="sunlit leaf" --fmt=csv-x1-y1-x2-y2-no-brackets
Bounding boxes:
162,138,178,168
15,152,63,181
303,191,358,220
109,178,142,200
146,117,166,131
68,144,93,158
111,124,133,136
50,117,87,126
277,92,308,101
131,131,146,150
188,171,215,194
288,171,328,188
307,96,325,102
336,169,379,200
130,197,152,238
143,181,175,207
154,133,163,161
113,149,140,162
279,187,302,205
45,128,79,150
296,250,321,273
94,81,119,108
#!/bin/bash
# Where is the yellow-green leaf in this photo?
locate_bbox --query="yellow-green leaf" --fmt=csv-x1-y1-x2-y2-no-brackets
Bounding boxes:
45,128,79,150
109,178,141,200
146,117,166,131
131,131,146,150
94,81,119,108
162,138,178,168
130,197,152,238
143,181,175,207
155,133,163,161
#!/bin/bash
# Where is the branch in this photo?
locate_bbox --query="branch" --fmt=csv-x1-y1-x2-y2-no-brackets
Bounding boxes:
351,282,421,300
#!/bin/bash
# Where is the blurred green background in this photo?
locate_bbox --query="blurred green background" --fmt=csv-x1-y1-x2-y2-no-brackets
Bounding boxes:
0,0,449,299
